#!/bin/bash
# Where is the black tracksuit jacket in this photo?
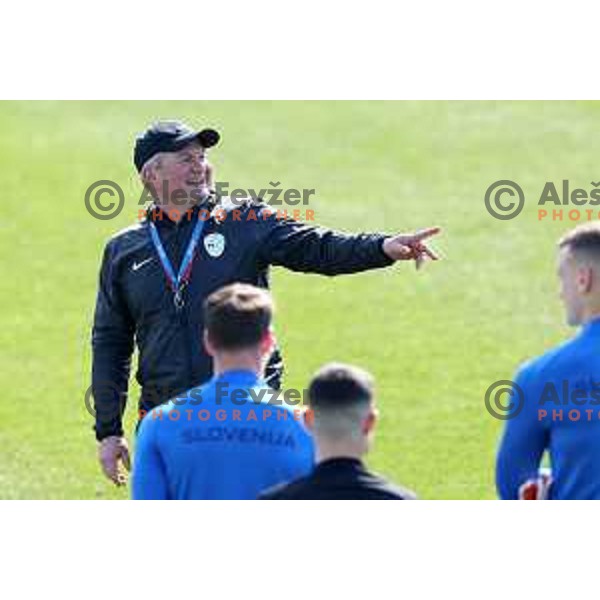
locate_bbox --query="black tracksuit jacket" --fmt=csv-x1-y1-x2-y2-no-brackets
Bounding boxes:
91,198,393,440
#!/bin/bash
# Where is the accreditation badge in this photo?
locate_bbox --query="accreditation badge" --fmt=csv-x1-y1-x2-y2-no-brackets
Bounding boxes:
204,233,226,258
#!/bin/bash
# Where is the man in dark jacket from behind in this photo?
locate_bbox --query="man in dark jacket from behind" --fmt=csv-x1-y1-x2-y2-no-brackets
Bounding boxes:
259,362,417,500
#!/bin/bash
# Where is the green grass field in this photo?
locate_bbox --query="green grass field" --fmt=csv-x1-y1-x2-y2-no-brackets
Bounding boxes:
1,100,597,499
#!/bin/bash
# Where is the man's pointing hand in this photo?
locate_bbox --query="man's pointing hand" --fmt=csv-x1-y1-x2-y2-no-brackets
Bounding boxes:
382,227,442,270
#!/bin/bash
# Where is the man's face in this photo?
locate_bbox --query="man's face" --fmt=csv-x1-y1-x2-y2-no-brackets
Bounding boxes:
558,246,588,326
146,142,212,202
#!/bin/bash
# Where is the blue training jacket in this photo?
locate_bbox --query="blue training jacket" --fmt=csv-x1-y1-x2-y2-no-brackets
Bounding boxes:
496,317,600,499
132,369,315,499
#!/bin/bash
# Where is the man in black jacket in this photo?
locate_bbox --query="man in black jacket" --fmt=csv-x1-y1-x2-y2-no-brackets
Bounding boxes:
259,363,416,500
92,120,440,485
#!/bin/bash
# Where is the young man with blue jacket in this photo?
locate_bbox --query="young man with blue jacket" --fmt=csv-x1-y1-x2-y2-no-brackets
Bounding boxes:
132,283,314,500
497,223,600,499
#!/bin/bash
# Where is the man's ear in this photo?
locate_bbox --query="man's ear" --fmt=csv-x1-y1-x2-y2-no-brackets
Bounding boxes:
140,163,154,187
203,330,215,357
259,328,275,358
576,265,594,294
303,408,315,432
361,406,378,435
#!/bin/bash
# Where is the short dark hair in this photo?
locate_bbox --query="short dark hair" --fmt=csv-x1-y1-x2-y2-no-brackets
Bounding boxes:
308,363,374,410
559,223,600,257
204,284,272,351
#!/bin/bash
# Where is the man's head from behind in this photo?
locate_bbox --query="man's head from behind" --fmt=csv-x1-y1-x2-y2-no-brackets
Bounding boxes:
558,224,600,326
306,363,378,461
203,284,274,373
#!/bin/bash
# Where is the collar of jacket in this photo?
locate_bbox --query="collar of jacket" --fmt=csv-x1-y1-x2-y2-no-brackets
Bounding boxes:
143,193,218,226
315,457,366,472
213,369,263,387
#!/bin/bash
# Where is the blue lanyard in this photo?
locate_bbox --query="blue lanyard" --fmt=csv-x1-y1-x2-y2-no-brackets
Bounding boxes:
148,217,206,309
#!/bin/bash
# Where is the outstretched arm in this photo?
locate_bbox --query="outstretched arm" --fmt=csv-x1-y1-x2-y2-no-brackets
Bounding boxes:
258,209,441,275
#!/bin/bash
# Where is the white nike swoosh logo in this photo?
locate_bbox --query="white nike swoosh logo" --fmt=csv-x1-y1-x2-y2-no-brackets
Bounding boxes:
131,257,154,272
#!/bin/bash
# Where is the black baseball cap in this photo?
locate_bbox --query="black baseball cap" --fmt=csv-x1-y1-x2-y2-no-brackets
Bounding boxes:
134,120,220,172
